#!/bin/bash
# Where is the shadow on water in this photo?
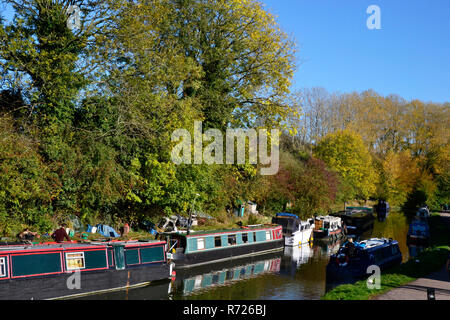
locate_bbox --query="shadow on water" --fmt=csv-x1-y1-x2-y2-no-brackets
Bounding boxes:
74,211,415,300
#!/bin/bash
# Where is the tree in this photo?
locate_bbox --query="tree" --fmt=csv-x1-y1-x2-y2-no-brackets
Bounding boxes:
313,130,378,201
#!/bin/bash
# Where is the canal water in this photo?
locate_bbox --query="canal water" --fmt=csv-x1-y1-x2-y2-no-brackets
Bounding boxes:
75,211,417,300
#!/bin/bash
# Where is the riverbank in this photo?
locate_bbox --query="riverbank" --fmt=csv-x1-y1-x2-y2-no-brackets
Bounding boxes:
322,213,450,300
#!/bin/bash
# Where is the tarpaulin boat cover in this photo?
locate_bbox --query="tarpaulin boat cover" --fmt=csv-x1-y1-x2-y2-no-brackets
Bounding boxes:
95,224,120,237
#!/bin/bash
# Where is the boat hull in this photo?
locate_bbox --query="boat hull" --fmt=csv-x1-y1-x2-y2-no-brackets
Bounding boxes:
284,228,313,246
172,239,284,268
313,229,344,241
0,263,170,300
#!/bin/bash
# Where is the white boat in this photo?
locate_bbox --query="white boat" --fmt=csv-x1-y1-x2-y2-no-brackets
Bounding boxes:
272,213,315,247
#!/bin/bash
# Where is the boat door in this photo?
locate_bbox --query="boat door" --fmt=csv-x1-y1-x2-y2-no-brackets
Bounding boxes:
113,244,126,270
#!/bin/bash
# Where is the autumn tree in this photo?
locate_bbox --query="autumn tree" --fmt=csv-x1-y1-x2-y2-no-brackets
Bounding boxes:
313,130,378,202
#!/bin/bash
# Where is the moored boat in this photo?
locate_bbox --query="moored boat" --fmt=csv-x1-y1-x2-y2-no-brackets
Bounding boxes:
159,224,284,268
326,238,402,283
0,240,172,300
271,213,315,246
330,207,375,236
375,200,390,221
416,206,430,221
313,216,345,241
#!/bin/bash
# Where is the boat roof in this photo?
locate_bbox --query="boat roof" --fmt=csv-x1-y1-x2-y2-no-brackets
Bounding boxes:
162,224,281,237
275,213,299,219
315,215,341,222
0,240,165,252
355,238,398,250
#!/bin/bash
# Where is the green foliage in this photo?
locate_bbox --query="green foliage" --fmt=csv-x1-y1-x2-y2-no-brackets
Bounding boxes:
314,130,378,202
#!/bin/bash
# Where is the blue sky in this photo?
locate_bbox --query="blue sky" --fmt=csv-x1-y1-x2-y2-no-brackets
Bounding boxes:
263,0,450,103
1,0,449,103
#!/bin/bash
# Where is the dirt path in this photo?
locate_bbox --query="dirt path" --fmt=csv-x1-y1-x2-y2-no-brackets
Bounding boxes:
376,212,450,300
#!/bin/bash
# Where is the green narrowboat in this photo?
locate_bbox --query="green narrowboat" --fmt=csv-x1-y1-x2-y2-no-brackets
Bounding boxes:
159,224,284,268
0,240,172,300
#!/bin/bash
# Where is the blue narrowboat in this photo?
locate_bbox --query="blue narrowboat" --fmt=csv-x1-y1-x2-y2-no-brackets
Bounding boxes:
326,238,402,282
159,224,284,268
0,240,172,300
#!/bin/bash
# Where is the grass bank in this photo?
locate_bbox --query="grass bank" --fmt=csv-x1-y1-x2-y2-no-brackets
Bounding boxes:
322,213,450,300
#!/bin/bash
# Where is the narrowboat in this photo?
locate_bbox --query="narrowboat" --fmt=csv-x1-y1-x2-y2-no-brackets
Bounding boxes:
159,224,284,268
331,207,375,236
416,207,430,221
407,219,430,244
313,216,345,241
326,238,402,283
375,200,390,221
0,240,172,300
272,213,315,246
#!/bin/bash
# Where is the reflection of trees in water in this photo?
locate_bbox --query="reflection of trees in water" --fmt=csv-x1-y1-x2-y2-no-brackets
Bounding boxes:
369,211,410,262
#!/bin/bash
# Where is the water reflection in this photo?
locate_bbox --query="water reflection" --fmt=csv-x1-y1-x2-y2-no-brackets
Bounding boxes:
408,244,426,258
176,254,282,297
280,244,314,277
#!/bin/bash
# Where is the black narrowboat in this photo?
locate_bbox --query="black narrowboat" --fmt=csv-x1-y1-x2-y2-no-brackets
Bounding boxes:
331,206,375,236
160,224,284,268
326,238,402,283
0,240,172,300
375,200,390,221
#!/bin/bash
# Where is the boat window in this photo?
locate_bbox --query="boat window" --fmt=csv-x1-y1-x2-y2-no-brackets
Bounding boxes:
242,233,248,243
214,236,222,248
228,234,237,246
0,257,6,277
265,231,272,241
66,252,86,270
197,238,205,250
253,232,257,242
324,222,330,229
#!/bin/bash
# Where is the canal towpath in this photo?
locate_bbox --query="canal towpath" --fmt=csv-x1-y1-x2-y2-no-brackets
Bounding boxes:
376,212,450,300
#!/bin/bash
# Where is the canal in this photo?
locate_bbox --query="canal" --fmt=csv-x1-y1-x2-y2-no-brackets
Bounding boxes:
74,211,418,300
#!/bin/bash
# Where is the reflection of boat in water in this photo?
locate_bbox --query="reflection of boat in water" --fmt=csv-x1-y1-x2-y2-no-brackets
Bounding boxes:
283,245,313,267
407,219,430,245
272,213,315,246
175,253,282,296
315,239,343,256
326,238,402,283
280,244,314,277
408,243,427,258
331,207,375,236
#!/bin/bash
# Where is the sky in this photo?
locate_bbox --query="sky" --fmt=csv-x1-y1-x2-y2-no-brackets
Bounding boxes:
1,0,449,103
262,0,450,103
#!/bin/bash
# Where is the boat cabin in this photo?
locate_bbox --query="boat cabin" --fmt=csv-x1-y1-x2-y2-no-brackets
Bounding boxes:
0,240,167,281
272,213,314,236
159,224,283,268
314,216,342,232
